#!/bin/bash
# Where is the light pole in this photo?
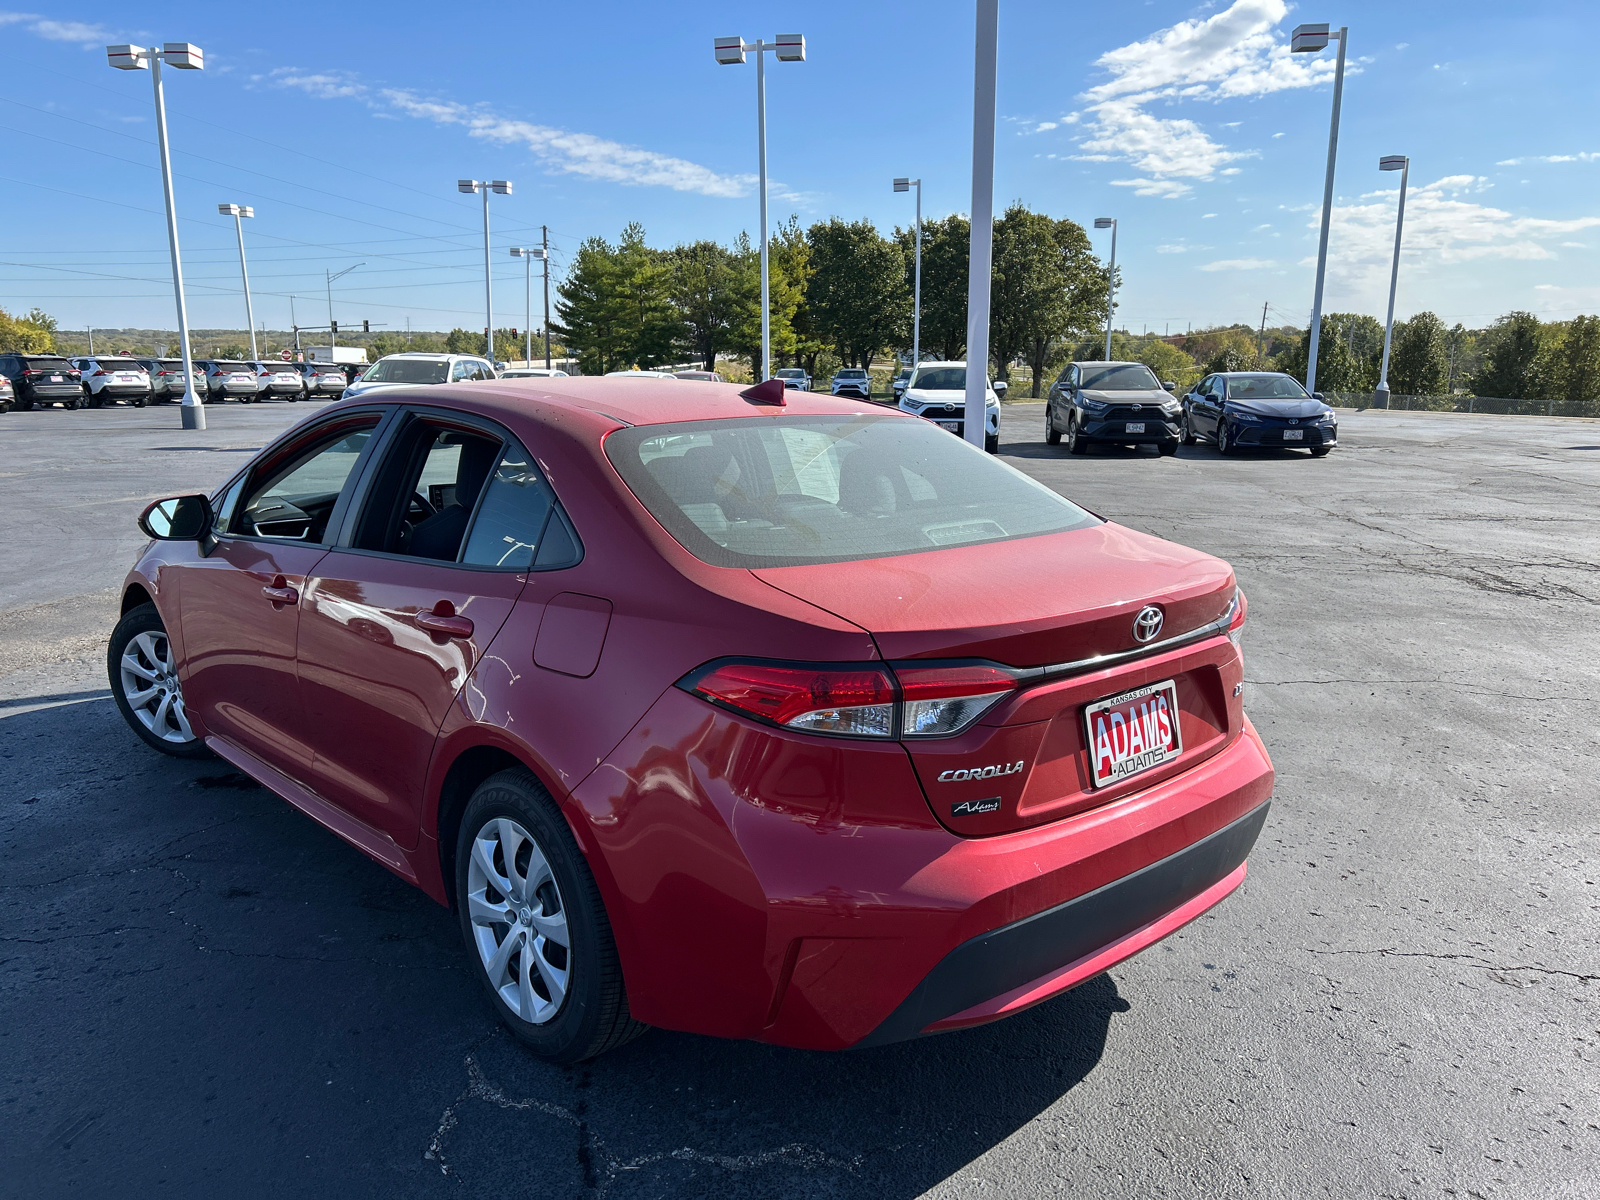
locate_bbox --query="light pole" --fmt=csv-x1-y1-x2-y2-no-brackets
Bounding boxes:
715,33,806,382
510,246,548,366
108,41,205,429
326,263,363,358
1291,21,1349,395
1094,217,1118,361
1374,154,1410,411
459,179,512,361
218,203,257,361
894,177,923,368
963,1,998,450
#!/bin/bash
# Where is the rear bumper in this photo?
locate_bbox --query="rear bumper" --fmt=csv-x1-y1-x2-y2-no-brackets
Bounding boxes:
854,800,1267,1046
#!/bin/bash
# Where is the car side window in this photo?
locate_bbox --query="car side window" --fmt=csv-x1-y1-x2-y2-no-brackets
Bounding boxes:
460,442,562,569
451,361,473,382
231,416,382,543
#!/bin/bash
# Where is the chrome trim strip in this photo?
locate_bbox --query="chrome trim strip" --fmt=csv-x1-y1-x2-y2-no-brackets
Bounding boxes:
1019,591,1238,685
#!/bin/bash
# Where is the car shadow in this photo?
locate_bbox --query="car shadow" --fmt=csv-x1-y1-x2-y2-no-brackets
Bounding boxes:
5,695,1127,1199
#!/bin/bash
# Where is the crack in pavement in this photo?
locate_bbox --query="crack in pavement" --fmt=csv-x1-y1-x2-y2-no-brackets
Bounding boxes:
424,1052,861,1193
1303,947,1599,985
1251,679,1597,703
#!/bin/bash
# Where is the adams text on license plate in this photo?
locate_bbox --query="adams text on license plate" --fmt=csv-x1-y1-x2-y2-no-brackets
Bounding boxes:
1083,678,1182,788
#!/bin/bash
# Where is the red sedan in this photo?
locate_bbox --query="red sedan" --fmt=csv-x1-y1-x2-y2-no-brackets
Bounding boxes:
110,377,1273,1061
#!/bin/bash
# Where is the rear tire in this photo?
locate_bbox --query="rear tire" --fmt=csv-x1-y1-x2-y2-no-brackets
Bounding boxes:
455,769,647,1063
63,394,80,411
108,602,210,759
1044,404,1061,445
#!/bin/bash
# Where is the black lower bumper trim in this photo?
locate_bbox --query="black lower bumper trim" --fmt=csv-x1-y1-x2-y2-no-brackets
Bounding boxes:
853,801,1270,1048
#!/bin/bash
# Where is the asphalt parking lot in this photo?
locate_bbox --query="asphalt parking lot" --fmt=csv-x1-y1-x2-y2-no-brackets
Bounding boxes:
3,398,1596,1198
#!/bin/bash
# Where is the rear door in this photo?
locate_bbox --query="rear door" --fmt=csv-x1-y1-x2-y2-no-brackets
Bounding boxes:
179,410,388,775
292,410,557,848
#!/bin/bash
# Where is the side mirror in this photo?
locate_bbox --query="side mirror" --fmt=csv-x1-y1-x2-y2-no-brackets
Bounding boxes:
1312,391,1325,401
1162,380,1176,392
138,494,213,541
993,380,1009,396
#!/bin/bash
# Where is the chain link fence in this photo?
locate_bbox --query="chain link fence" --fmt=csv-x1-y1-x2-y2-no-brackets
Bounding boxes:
1323,392,1595,417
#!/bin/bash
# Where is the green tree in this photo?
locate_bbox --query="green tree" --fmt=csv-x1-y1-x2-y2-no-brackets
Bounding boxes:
1472,311,1543,399
0,305,56,353
1387,311,1449,396
553,235,629,374
986,206,1107,397
905,215,970,362
670,239,742,372
1276,314,1380,392
611,223,681,368
1540,313,1600,416
807,218,907,369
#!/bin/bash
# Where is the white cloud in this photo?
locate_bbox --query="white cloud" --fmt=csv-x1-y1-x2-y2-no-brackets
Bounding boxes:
1496,152,1599,166
1156,244,1189,254
262,69,756,199
1272,131,1286,138
1561,242,1589,249
1070,0,1341,199
1203,213,1218,219
1311,175,1600,302
1110,176,1192,198
1395,43,1410,50
0,10,120,46
1200,258,1275,271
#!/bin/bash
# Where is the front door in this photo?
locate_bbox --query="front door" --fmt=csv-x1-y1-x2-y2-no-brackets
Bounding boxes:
178,412,385,777
294,416,559,848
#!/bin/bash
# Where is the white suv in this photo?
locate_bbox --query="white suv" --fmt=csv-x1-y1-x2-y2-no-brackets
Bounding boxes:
896,360,1005,454
774,367,811,391
830,367,870,398
342,353,496,400
71,356,151,408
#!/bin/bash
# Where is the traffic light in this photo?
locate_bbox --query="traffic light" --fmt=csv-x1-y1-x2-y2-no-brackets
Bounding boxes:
362,320,370,333
330,321,338,335
510,328,518,339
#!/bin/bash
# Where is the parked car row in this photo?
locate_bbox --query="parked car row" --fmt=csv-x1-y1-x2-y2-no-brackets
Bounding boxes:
1042,362,1338,458
0,353,365,412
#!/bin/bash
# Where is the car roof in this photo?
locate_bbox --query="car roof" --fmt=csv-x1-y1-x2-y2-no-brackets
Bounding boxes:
1068,360,1145,368
1216,370,1294,377
322,376,904,435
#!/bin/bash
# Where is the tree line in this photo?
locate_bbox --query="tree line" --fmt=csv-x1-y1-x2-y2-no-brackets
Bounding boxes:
551,206,1110,396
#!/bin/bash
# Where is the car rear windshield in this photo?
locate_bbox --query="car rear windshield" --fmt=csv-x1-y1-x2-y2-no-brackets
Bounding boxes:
362,358,449,384
25,358,73,373
1227,374,1309,399
606,415,1098,568
1079,364,1162,391
98,358,143,370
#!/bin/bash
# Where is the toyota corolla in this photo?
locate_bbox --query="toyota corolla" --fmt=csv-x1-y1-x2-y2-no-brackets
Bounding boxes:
110,375,1273,1062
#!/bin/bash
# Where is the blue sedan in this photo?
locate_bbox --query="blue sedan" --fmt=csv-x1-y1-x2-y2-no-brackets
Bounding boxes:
1181,371,1338,457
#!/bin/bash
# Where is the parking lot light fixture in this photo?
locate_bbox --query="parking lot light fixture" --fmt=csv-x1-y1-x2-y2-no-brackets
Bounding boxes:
1373,154,1410,411
1094,218,1118,362
459,180,513,360
1291,21,1349,396
218,204,258,361
895,178,923,367
510,247,548,365
107,42,206,429
715,33,806,382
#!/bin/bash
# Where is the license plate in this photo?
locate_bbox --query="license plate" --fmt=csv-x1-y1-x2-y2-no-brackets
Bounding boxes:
50,375,63,382
1283,429,1304,440
936,420,961,431
1124,422,1145,433
1084,678,1182,788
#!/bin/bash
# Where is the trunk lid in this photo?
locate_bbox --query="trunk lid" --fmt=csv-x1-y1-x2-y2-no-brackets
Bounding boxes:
752,523,1240,834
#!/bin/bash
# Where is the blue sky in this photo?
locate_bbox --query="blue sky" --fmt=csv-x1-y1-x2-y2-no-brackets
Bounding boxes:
2,0,1595,339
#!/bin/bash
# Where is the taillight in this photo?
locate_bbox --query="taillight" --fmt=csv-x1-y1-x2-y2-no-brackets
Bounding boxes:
685,661,895,737
679,658,1020,740
1227,588,1246,647
894,663,1016,737
92,369,108,377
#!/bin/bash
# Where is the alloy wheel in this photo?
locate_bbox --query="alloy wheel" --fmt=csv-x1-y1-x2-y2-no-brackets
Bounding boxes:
466,817,571,1026
118,630,195,744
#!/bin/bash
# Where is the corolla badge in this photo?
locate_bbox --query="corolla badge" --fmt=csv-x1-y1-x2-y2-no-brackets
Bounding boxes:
1132,604,1165,643
937,761,1024,783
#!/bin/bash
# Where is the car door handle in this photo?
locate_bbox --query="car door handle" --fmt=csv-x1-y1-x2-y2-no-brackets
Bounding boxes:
261,578,298,605
414,611,474,639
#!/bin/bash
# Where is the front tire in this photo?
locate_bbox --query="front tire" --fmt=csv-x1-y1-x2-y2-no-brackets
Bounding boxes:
1044,403,1061,445
1218,420,1237,456
108,602,210,758
1159,440,1178,457
1068,414,1089,455
455,769,646,1063
1179,413,1196,446
985,432,999,454
1310,445,1331,457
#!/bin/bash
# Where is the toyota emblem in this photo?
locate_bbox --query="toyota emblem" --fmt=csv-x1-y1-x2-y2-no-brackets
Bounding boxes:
1132,605,1164,643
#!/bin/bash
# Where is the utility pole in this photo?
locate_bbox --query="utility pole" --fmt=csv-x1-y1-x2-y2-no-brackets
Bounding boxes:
1258,301,1268,362
290,296,301,355
88,328,95,354
542,224,552,370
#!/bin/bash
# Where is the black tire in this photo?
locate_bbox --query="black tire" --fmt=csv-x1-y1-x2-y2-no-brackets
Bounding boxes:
455,768,647,1063
1044,403,1061,445
1310,445,1331,457
63,393,80,411
985,432,999,454
0,400,11,414
1179,413,1196,446
1068,414,1089,455
1158,440,1178,457
1218,420,1237,456
107,602,211,759
132,394,148,408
